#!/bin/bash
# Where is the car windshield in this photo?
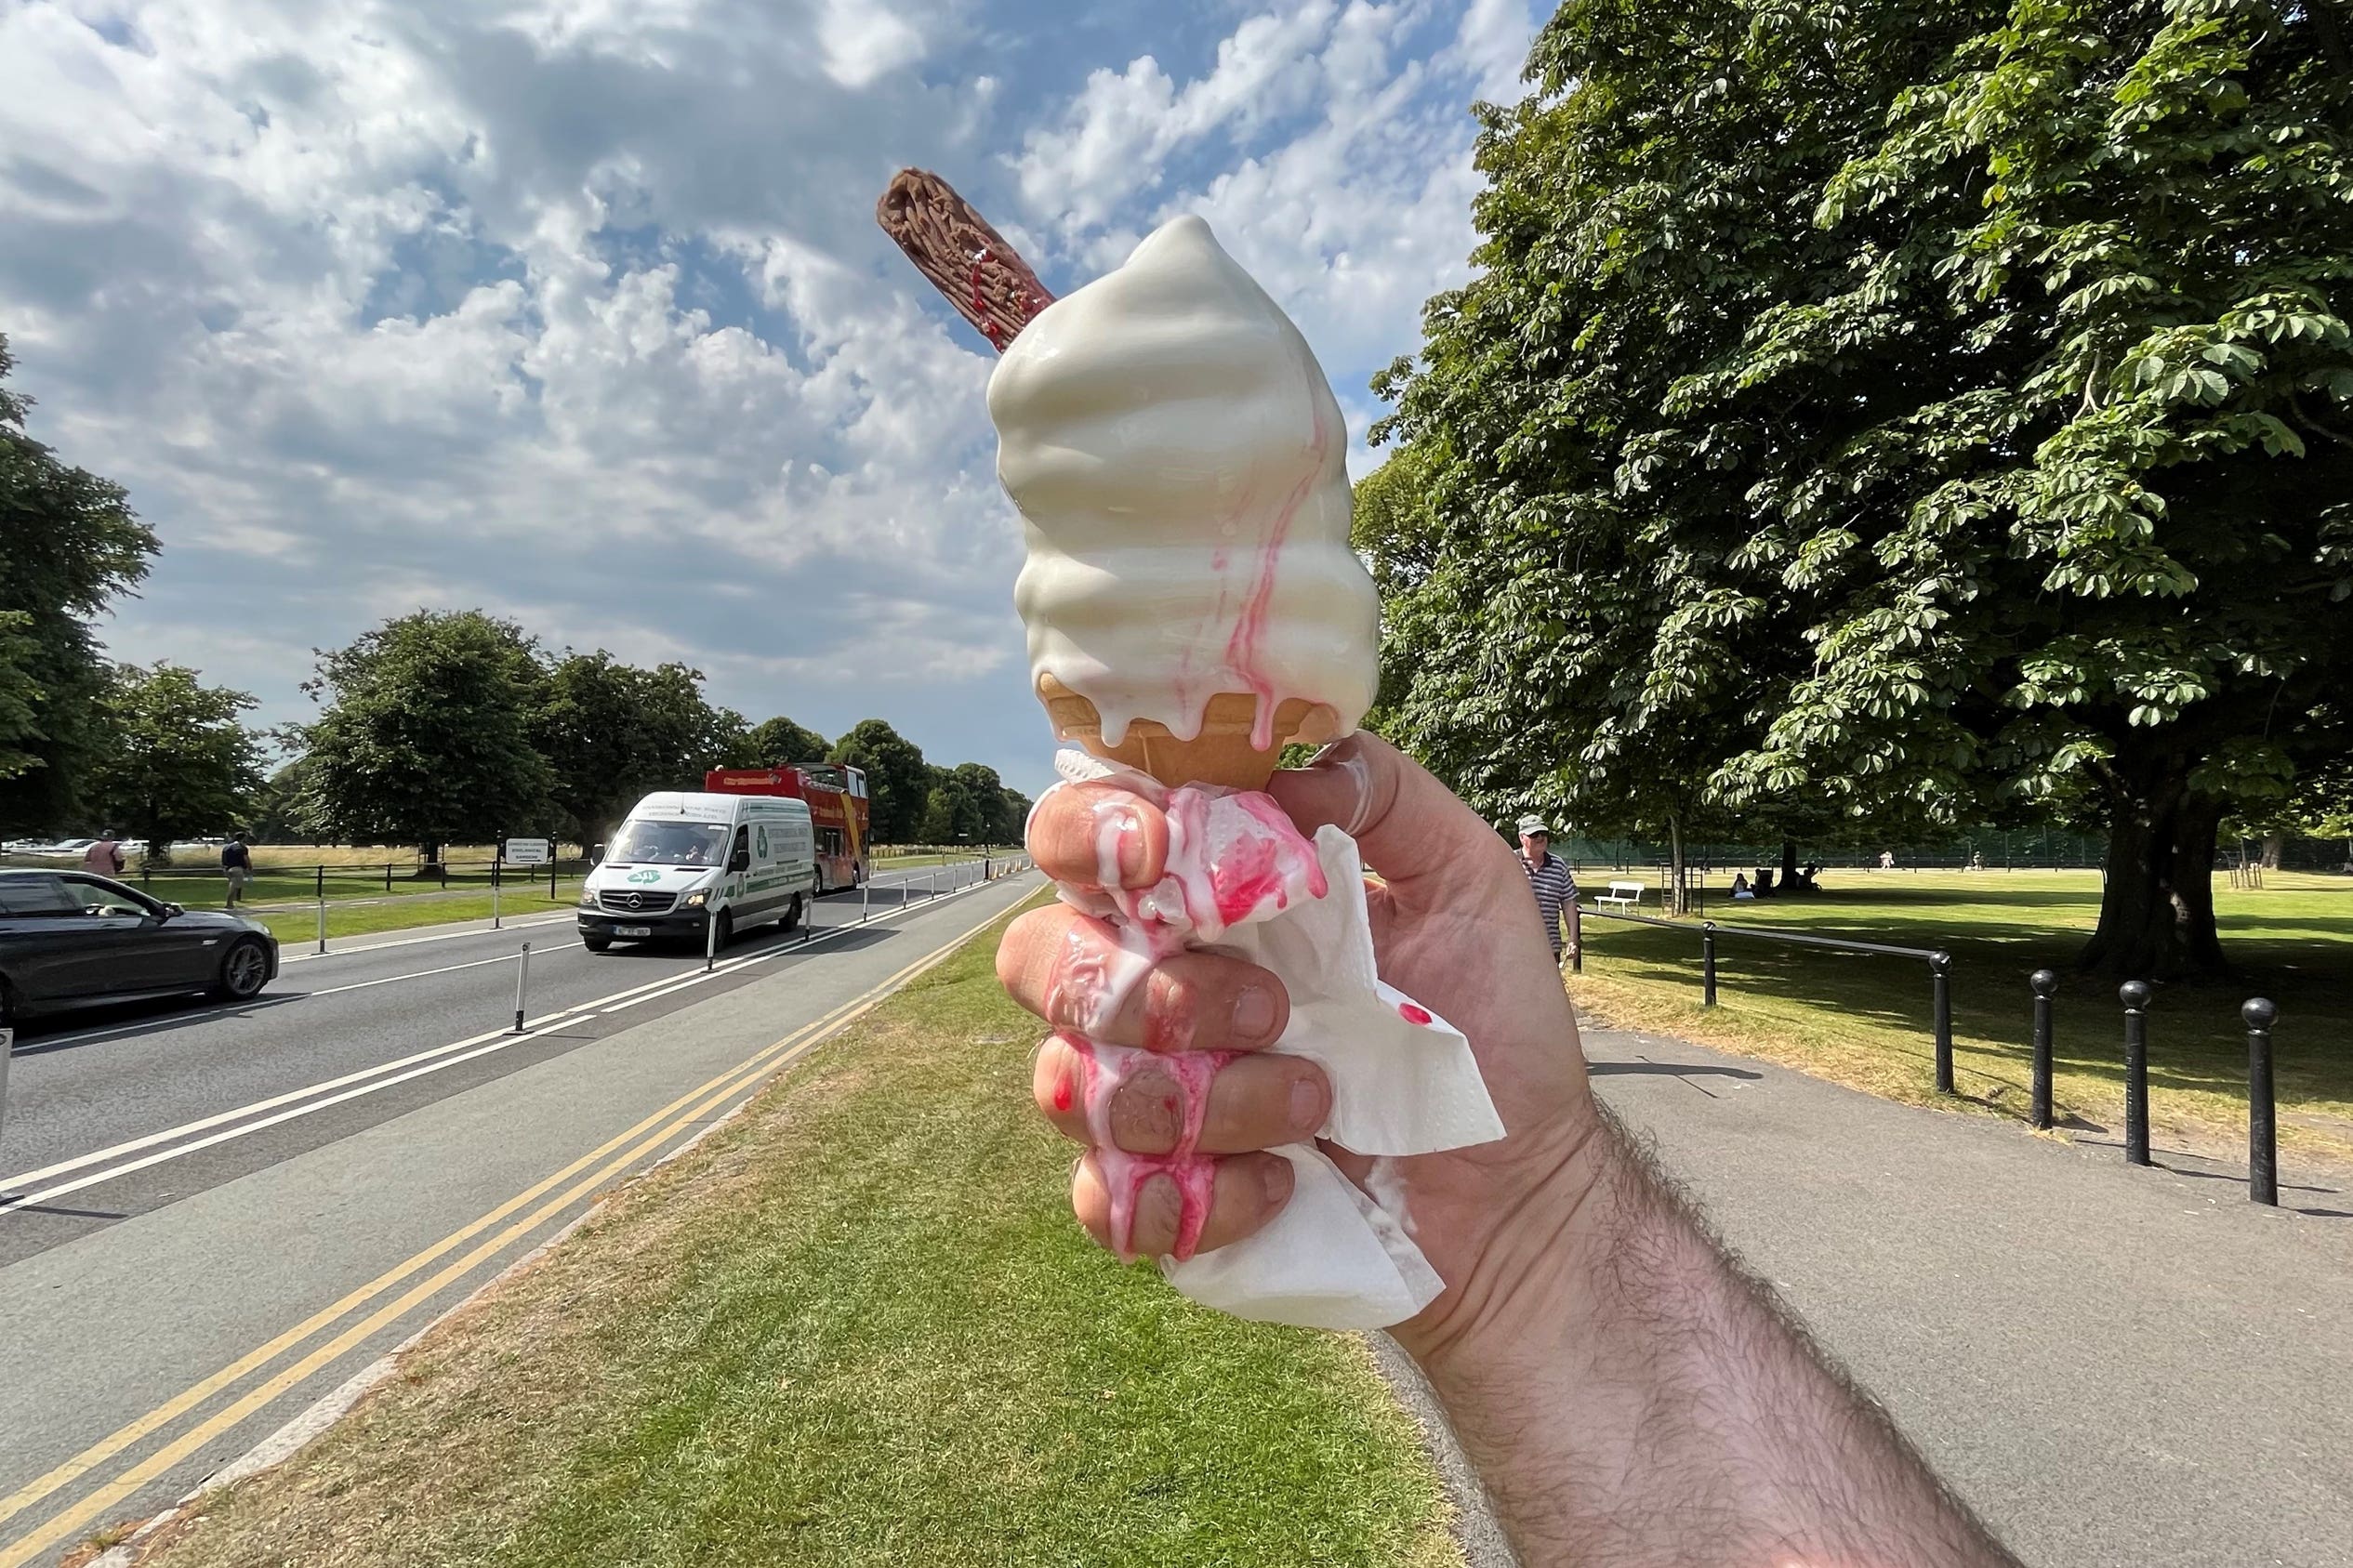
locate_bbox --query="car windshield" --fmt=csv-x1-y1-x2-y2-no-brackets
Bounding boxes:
607,820,729,866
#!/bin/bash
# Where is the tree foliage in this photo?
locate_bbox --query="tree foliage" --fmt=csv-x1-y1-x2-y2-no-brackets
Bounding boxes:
0,335,160,832
294,611,553,858
534,652,747,844
86,662,265,862
1371,0,2353,976
828,718,932,843
744,716,832,768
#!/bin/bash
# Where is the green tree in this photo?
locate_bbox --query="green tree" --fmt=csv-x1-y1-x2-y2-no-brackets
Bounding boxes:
828,718,931,843
916,784,961,846
0,612,43,783
85,662,266,863
294,611,552,862
1374,0,2353,977
743,716,832,767
533,653,748,846
0,335,161,832
248,758,315,844
997,786,1033,847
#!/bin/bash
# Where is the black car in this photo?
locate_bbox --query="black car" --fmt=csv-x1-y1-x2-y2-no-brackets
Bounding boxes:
0,869,278,1019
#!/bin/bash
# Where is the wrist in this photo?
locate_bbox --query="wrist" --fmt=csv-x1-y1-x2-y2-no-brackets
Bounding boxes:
1392,1103,1627,1379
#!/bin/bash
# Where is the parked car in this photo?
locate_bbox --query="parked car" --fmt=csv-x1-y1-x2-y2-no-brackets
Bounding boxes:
0,870,278,1019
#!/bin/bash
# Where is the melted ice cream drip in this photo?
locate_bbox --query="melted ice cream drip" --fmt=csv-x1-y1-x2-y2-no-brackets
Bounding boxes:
1103,784,1328,945
1064,1034,1234,1262
989,216,1379,749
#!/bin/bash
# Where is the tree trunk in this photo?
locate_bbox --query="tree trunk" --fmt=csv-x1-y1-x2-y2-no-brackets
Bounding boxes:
2260,833,2284,871
2078,768,2227,981
1779,836,1798,888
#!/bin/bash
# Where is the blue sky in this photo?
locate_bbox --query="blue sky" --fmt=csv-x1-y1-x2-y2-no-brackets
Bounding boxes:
0,0,1535,798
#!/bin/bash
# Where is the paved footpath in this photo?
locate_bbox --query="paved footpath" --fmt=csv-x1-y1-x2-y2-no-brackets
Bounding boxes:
1580,1024,2350,1568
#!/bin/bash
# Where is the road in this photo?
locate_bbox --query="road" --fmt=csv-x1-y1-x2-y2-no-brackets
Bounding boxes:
0,862,1040,1567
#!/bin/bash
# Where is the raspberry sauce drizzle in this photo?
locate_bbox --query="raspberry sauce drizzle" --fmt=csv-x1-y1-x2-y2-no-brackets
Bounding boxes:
1064,1034,1233,1262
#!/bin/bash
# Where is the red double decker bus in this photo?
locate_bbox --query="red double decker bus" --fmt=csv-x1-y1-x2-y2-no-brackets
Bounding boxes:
702,763,870,891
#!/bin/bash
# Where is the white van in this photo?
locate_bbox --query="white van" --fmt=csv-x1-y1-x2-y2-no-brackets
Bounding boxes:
576,792,816,953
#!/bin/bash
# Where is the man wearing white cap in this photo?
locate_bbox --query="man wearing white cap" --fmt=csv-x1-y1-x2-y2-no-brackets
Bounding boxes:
1516,814,1580,968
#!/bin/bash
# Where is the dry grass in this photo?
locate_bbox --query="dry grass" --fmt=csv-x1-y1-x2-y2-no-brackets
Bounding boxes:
1569,868,2353,1169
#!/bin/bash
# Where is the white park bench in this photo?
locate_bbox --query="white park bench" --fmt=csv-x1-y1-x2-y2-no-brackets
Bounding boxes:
1593,879,1646,912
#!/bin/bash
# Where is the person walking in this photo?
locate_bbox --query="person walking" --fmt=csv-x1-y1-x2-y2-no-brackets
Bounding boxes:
83,832,125,877
1515,814,1580,968
221,835,253,907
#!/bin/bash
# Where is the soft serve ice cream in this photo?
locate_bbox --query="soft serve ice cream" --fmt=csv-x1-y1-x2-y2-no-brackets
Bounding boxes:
986,217,1379,756
879,174,1501,1326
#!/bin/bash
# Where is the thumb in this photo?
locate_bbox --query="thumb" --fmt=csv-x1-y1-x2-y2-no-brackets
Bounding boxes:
1266,731,1511,889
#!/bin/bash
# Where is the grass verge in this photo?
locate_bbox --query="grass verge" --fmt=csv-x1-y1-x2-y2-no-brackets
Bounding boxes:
241,881,588,946
1569,869,2353,1166
128,898,1459,1568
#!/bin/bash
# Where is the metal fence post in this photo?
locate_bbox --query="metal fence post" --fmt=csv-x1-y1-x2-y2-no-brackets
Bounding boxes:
385,862,393,893
512,942,530,1034
2120,981,2152,1166
2029,969,2057,1130
492,858,502,929
1931,951,1954,1094
2244,997,2278,1206
1701,922,1718,1008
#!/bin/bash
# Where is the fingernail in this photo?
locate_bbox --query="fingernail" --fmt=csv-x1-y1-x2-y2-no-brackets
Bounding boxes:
1289,1074,1327,1135
1233,985,1278,1041
1112,807,1148,885
1262,1154,1294,1207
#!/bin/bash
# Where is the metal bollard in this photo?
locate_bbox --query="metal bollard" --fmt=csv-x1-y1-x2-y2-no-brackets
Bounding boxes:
862,876,871,925
1931,951,1954,1094
705,906,718,972
803,889,816,944
492,862,502,930
2244,997,2278,1206
512,942,531,1034
1701,922,1718,1008
928,870,937,900
2029,969,2057,1130
2120,981,2152,1166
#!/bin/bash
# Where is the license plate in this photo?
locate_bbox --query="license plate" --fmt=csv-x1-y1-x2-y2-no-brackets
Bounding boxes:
615,925,653,938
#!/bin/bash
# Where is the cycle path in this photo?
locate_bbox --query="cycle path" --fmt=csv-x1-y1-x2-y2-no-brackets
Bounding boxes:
1580,1023,2350,1568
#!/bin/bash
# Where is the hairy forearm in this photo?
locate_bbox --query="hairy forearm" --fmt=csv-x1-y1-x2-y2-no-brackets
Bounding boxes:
1408,1114,2016,1568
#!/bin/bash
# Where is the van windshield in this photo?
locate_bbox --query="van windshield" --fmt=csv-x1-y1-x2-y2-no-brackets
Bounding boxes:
607,820,729,866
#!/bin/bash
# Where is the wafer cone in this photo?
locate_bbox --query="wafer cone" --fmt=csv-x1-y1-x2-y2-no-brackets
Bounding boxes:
1038,674,1341,791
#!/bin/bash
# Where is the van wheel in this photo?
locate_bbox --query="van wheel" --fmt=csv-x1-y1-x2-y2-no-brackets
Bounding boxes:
713,910,734,950
581,934,612,953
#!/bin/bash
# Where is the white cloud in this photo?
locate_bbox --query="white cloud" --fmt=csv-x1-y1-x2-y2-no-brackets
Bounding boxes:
816,0,927,88
0,0,1535,797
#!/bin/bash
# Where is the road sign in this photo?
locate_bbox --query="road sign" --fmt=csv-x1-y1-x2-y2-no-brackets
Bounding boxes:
504,838,553,865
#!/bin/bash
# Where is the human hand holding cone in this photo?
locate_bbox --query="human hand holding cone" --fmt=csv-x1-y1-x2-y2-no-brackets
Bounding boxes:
877,170,1376,788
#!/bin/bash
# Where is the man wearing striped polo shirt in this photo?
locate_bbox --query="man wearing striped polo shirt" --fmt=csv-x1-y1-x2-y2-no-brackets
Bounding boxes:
1516,815,1580,968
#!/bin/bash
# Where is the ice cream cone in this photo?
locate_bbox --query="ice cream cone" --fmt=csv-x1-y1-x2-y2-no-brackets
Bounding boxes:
1038,674,1341,791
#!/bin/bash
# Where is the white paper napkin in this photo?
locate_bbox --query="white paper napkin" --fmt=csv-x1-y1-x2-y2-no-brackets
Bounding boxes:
1045,752,1504,1328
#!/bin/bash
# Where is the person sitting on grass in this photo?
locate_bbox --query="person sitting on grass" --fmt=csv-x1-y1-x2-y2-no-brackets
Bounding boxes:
1731,871,1755,901
1003,735,2019,1568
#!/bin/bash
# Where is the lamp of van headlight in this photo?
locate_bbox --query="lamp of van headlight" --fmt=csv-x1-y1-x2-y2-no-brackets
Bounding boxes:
681,889,711,909
575,889,597,908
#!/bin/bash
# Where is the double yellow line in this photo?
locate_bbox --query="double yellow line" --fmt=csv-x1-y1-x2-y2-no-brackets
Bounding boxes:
0,896,1024,1568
